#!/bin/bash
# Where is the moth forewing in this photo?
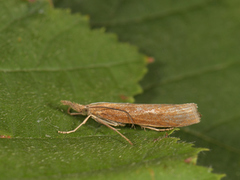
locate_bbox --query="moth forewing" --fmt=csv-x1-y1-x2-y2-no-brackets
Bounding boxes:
87,103,200,127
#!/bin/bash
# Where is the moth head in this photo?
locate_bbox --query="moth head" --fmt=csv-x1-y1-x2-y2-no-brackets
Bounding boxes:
61,100,89,115
78,106,88,115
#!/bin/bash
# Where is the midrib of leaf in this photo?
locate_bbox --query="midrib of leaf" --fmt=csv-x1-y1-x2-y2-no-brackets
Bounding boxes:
90,0,217,26
0,60,140,72
142,60,238,91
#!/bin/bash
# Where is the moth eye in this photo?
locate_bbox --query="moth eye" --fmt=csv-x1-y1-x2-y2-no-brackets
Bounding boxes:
82,108,88,114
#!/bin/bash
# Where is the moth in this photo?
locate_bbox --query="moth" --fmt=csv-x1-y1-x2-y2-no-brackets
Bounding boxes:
58,100,201,145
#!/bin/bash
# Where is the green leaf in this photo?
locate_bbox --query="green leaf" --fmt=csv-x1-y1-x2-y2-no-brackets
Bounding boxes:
0,0,223,179
0,0,145,137
54,0,240,179
0,136,212,180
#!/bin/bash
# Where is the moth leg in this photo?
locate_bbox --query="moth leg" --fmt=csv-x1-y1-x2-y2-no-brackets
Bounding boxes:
92,116,126,127
91,115,133,145
66,107,83,116
98,119,123,130
140,126,174,132
58,115,91,134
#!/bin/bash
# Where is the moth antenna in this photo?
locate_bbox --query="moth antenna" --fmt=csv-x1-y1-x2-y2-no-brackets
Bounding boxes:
89,106,135,127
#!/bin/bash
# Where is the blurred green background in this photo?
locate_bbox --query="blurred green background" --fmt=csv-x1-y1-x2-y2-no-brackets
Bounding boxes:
53,0,240,179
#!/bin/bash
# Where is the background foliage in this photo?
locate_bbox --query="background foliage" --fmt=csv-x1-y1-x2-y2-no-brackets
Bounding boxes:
54,0,240,179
